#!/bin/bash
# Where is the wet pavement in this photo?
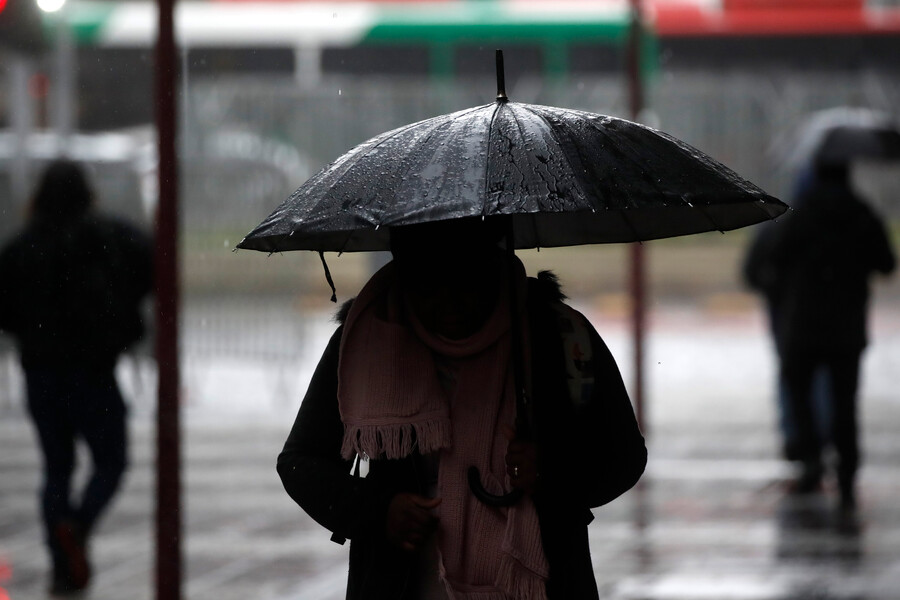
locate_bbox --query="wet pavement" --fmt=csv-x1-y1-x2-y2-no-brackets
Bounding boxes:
2,301,900,600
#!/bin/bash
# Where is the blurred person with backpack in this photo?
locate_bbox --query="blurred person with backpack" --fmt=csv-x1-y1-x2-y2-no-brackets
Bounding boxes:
0,159,153,595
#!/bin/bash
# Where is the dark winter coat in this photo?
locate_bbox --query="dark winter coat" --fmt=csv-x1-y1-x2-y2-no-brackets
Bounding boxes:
743,173,895,357
0,213,153,369
277,273,647,599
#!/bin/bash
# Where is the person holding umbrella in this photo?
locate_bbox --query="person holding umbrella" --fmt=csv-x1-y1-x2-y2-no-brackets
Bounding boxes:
243,52,786,599
748,108,899,509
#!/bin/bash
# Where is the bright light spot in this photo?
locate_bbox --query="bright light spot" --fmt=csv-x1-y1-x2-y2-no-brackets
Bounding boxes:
37,0,67,13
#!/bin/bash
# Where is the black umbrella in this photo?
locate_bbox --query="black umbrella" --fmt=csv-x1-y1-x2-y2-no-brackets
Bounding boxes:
239,51,787,506
238,55,785,255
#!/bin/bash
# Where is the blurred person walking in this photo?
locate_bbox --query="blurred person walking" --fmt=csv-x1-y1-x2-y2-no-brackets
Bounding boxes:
0,160,153,595
744,162,895,510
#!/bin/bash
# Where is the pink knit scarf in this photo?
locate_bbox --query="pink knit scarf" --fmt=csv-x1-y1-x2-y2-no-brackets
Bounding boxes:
338,261,549,600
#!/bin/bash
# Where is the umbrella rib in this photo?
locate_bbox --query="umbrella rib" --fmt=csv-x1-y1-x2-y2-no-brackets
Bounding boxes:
692,203,726,234
337,229,355,255
517,104,591,202
505,105,541,246
510,105,575,199
750,197,787,223
265,232,290,255
483,102,505,218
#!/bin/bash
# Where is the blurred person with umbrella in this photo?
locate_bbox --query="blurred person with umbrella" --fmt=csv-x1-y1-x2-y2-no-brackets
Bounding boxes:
241,52,786,599
0,160,153,595
746,108,898,509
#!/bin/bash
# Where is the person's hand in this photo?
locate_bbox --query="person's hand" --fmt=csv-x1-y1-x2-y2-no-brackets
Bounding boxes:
385,493,442,552
504,426,540,495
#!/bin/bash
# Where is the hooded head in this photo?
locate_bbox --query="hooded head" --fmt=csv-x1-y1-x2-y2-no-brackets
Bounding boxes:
29,159,93,225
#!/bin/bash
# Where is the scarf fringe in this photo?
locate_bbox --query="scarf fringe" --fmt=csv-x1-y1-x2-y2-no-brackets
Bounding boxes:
340,417,452,460
495,553,549,600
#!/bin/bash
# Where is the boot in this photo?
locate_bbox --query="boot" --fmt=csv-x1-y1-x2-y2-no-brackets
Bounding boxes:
838,471,857,512
789,460,823,495
52,519,91,592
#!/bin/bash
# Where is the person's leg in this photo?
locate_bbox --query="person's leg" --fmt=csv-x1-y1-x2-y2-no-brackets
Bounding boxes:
781,353,823,492
777,370,801,461
71,368,128,533
827,352,862,509
811,365,833,443
24,368,79,590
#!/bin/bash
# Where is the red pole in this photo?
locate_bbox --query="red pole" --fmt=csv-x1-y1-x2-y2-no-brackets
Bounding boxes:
154,0,181,598
627,0,647,432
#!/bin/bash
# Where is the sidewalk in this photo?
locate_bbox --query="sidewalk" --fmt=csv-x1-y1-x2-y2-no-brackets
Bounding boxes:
2,303,899,600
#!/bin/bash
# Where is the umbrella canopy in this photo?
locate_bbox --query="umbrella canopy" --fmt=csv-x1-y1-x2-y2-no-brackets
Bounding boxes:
773,106,900,170
237,100,785,254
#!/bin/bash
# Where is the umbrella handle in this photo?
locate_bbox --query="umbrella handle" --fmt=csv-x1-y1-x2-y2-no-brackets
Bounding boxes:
467,466,524,507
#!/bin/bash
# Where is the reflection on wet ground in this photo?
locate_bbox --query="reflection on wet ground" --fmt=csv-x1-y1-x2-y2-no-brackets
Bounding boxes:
590,426,900,600
596,477,897,600
1,303,899,599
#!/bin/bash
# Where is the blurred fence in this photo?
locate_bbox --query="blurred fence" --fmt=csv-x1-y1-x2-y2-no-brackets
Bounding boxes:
185,68,900,220
1,68,899,415
180,67,900,304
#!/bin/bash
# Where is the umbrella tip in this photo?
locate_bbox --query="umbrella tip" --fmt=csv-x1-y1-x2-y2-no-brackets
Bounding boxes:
495,49,508,103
